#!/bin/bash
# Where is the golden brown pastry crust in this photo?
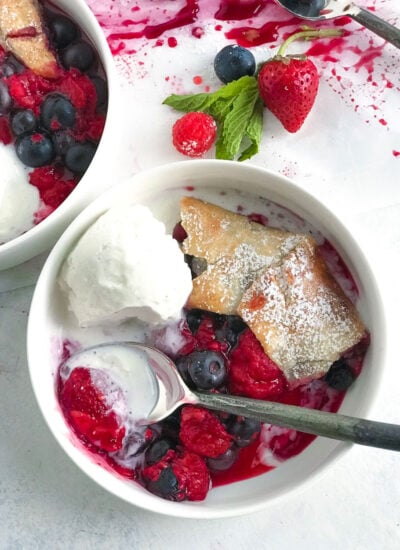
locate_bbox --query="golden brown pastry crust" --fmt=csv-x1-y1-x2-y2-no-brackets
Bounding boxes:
0,0,58,78
180,196,303,314
238,236,366,384
180,196,366,384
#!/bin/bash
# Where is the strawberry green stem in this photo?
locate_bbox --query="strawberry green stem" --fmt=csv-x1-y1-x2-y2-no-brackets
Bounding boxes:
277,28,343,57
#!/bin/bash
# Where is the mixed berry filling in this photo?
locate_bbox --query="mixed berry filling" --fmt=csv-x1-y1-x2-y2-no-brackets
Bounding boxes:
0,3,107,235
57,307,369,502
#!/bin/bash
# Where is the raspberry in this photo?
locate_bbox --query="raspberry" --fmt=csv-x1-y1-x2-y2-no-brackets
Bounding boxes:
172,112,216,157
179,405,232,458
7,70,55,113
141,449,210,501
228,329,287,399
58,367,125,452
0,117,12,144
29,165,78,208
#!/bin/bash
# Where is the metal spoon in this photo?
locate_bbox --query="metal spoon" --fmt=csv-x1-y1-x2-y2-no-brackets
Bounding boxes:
274,0,400,49
63,342,400,452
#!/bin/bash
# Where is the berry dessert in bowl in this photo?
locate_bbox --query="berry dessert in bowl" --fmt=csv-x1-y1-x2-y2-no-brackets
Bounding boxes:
27,160,386,518
0,0,119,270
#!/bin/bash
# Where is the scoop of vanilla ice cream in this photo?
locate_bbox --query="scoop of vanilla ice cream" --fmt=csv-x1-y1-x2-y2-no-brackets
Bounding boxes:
60,204,193,327
0,145,39,243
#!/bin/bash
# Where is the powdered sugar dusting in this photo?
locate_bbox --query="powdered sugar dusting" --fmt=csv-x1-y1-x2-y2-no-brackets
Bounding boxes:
239,236,365,383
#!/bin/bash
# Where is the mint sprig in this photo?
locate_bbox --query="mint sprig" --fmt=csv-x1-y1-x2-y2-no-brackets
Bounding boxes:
163,76,263,161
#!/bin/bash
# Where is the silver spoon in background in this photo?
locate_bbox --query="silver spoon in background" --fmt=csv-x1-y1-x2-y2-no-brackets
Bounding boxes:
274,0,400,49
62,342,400,452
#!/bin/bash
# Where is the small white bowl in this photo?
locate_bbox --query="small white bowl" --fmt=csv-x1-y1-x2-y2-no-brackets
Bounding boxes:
27,160,387,519
0,0,121,270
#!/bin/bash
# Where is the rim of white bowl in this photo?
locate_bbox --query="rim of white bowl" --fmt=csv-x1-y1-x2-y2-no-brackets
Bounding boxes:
27,159,388,519
0,0,119,268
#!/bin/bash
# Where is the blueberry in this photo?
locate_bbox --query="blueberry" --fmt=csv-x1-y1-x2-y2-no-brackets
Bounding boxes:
186,309,204,334
0,81,12,114
11,109,37,136
146,467,180,500
40,93,76,132
176,350,226,390
145,438,174,466
15,133,55,167
49,15,78,49
216,315,247,347
214,45,256,84
52,130,75,156
65,142,97,173
227,416,261,447
91,75,108,109
1,54,24,77
159,409,182,442
207,447,238,472
61,40,95,71
325,359,355,391
184,254,207,277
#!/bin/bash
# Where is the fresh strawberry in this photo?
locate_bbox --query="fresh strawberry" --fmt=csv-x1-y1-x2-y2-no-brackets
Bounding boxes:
258,56,318,133
258,29,341,133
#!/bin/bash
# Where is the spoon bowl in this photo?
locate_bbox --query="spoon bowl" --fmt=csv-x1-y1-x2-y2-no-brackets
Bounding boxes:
62,342,400,452
274,0,400,48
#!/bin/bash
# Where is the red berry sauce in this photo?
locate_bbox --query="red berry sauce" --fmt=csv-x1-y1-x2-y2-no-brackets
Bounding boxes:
57,304,369,500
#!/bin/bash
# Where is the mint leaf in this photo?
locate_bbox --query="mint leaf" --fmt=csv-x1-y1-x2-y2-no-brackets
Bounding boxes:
239,97,264,161
221,85,259,159
163,93,212,113
163,75,264,161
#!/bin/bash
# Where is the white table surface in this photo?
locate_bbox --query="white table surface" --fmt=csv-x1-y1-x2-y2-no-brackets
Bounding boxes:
1,1,400,548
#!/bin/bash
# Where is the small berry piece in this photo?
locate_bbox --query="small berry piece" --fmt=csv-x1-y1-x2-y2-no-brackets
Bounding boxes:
65,142,97,173
207,447,238,472
325,359,355,391
11,109,37,136
0,117,12,144
179,405,232,458
176,350,226,390
61,41,95,72
91,75,108,109
145,465,181,500
142,450,210,501
0,81,12,114
49,15,78,49
228,329,287,399
214,44,256,84
58,367,125,452
145,438,175,466
40,93,76,131
52,130,75,156
15,132,55,167
227,416,261,447
172,112,216,157
1,54,24,77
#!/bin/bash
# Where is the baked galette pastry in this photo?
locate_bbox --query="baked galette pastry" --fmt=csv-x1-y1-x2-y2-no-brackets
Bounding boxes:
237,235,365,384
0,0,58,78
180,196,366,384
180,196,304,315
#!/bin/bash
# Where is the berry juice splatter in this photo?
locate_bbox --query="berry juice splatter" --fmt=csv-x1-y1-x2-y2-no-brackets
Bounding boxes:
86,0,399,130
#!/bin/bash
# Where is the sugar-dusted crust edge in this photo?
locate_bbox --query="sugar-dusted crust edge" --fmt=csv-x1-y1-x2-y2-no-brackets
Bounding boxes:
0,0,58,78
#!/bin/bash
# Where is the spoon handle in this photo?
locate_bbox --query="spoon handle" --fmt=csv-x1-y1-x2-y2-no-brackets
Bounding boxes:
352,7,400,49
194,391,400,451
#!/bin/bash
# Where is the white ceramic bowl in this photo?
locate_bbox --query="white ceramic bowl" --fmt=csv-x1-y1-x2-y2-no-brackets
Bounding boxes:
0,0,121,271
27,160,387,519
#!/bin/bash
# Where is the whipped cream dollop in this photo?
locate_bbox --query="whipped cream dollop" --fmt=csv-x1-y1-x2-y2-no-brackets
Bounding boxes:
60,203,193,327
0,145,39,244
